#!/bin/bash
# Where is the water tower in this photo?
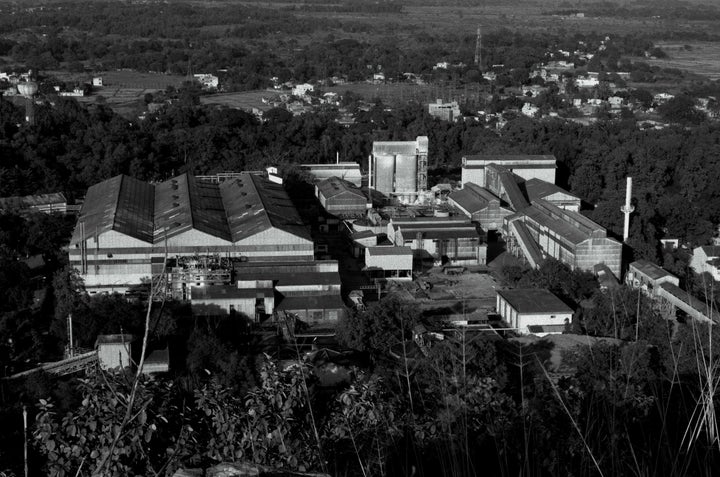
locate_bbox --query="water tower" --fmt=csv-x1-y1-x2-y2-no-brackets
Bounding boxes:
17,81,38,125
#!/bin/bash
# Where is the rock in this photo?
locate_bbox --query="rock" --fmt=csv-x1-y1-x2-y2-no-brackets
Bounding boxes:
206,462,261,477
172,469,203,477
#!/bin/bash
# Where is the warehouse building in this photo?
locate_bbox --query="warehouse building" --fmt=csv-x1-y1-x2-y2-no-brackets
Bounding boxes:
448,182,514,231
300,162,362,187
315,177,370,217
69,172,314,293
461,154,557,187
365,246,413,280
506,199,622,277
496,289,573,336
387,216,486,265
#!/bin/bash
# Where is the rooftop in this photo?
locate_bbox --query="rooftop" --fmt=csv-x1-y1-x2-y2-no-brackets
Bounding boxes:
191,285,274,300
316,176,367,200
524,178,580,202
463,154,557,168
497,289,574,314
630,260,675,281
367,246,413,256
71,173,310,246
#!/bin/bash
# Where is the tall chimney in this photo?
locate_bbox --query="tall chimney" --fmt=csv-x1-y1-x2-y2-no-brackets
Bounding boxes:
621,177,635,242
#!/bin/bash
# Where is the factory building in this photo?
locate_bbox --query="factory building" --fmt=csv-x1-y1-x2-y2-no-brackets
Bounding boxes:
496,289,573,336
69,172,314,293
365,246,413,280
453,156,621,278
523,179,581,212
387,216,486,265
506,199,622,277
315,177,370,217
447,183,514,231
371,136,429,203
461,154,557,187
626,260,719,324
300,162,362,187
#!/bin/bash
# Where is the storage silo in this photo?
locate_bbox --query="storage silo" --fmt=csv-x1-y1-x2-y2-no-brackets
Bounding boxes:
374,154,395,196
394,154,417,202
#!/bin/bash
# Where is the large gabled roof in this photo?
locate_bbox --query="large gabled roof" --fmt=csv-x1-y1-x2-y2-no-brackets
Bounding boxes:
223,174,310,242
317,176,367,200
72,175,154,244
72,172,309,245
497,289,573,314
524,178,580,203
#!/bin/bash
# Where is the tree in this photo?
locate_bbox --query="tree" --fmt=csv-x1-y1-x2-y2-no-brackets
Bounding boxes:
336,294,418,358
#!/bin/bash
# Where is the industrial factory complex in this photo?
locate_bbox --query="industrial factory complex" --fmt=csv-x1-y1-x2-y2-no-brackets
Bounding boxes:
66,137,719,334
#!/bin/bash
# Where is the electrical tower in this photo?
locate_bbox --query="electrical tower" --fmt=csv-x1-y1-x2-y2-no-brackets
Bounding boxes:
474,26,482,71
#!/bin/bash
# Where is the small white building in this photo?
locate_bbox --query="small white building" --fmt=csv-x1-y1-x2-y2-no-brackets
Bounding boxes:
194,74,219,89
95,334,134,370
521,102,540,118
496,289,573,336
626,260,679,297
292,83,314,97
92,77,103,87
365,246,413,280
690,245,720,281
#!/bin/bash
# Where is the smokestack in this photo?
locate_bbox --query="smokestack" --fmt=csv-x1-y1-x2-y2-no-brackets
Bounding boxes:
621,177,635,242
368,154,373,190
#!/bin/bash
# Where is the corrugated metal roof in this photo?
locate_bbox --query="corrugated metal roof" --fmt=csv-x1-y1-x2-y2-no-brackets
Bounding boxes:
317,176,367,200
372,141,418,155
630,259,674,281
367,246,412,256
0,192,67,210
222,174,310,241
488,164,529,210
72,175,154,244
524,178,580,202
464,154,557,163
497,289,573,314
72,172,310,246
275,294,346,311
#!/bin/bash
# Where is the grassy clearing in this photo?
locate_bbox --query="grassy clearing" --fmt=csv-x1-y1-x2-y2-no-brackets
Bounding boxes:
644,42,720,80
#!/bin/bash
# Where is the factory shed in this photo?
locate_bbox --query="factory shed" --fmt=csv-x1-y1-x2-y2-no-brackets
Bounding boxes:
461,154,557,186
316,177,369,217
69,173,314,293
365,246,413,280
448,182,514,230
496,289,573,336
524,178,581,212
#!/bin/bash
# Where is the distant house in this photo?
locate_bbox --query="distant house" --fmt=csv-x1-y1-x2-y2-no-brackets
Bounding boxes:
92,77,103,87
292,83,314,97
521,102,540,117
690,245,720,281
496,289,573,336
193,74,219,89
428,99,461,122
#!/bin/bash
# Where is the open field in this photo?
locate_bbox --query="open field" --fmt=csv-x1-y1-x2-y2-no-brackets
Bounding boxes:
642,41,720,80
200,89,278,111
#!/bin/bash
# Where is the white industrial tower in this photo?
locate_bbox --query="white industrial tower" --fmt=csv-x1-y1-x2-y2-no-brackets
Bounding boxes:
621,177,634,242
